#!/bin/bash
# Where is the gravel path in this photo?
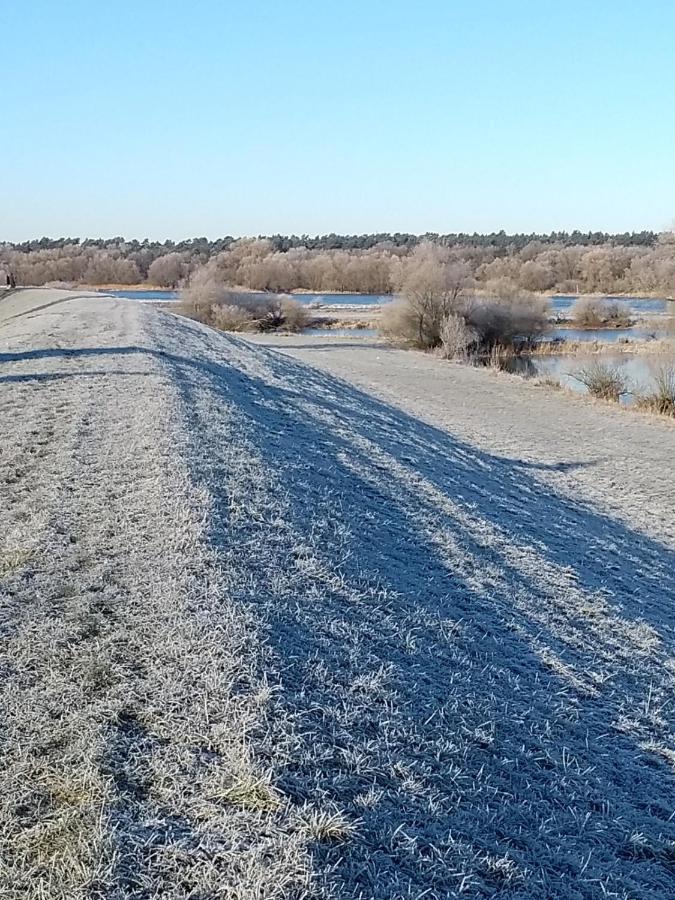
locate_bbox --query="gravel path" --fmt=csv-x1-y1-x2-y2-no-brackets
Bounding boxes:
2,291,675,899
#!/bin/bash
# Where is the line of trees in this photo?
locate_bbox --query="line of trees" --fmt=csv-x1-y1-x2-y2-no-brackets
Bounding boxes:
2,231,675,296
3,230,658,254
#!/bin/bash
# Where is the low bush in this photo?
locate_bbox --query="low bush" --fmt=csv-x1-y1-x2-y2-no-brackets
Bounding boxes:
380,298,436,347
181,277,309,333
572,297,633,328
279,297,309,332
180,274,232,322
464,294,550,351
573,361,629,401
382,249,551,355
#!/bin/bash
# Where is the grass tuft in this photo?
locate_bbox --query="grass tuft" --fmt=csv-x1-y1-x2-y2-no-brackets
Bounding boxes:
297,805,358,843
0,548,32,576
634,365,675,416
572,360,629,401
207,769,282,812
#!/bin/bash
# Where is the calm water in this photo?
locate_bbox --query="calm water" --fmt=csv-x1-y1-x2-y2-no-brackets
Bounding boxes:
514,353,675,404
549,325,666,343
100,289,180,301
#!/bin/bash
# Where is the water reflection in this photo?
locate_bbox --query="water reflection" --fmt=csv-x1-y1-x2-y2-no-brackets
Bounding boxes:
513,353,675,404
550,326,664,343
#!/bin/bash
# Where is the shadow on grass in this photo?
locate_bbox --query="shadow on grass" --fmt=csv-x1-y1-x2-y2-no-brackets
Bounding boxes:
3,326,675,897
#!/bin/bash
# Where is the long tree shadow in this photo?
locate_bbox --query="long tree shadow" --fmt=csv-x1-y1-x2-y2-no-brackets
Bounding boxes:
155,327,675,898
4,330,675,897
0,369,153,384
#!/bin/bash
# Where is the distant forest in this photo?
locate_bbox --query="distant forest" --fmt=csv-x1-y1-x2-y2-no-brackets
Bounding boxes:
2,230,674,296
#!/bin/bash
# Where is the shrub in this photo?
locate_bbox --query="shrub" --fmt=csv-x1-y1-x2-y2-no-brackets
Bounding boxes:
380,298,434,346
439,313,477,358
384,244,472,348
181,276,307,333
180,278,239,323
572,297,633,328
210,304,256,332
148,252,186,288
634,365,675,416
279,298,309,332
383,287,550,355
248,295,285,330
464,293,550,350
573,360,629,401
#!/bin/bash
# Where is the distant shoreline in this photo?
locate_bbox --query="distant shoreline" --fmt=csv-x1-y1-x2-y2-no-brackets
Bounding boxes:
31,283,675,303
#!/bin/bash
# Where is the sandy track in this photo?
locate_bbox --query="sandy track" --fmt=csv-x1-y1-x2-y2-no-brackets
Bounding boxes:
245,332,675,548
2,291,675,899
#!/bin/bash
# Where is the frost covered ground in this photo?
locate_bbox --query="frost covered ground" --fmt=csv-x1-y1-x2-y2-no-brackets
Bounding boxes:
2,290,675,899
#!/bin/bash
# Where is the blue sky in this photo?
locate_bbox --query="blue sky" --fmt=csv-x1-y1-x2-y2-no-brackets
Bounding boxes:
2,1,674,239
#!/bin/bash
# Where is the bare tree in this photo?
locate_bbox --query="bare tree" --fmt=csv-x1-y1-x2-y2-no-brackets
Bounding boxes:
148,253,186,288
390,243,473,346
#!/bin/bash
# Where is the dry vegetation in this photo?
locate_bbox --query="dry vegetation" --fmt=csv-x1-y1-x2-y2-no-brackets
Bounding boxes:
572,360,630,401
380,243,550,358
370,246,675,420
572,296,634,328
3,229,675,296
533,357,675,419
635,364,675,415
180,276,309,333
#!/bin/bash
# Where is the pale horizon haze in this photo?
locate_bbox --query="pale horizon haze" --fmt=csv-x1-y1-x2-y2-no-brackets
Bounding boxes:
2,1,675,240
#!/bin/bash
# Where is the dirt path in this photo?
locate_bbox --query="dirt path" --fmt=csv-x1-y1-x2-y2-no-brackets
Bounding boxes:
245,332,675,548
2,292,675,899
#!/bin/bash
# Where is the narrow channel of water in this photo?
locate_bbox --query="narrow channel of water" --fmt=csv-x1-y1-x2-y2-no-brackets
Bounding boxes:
550,295,674,315
100,289,180,301
549,325,666,343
